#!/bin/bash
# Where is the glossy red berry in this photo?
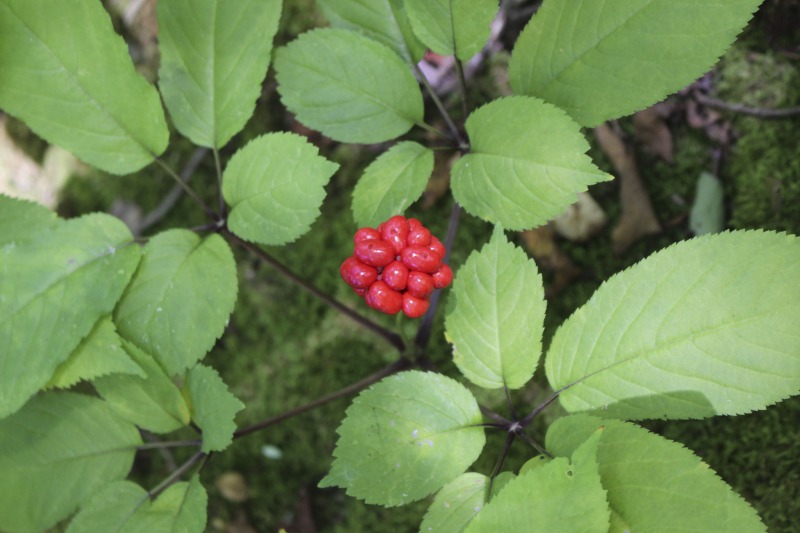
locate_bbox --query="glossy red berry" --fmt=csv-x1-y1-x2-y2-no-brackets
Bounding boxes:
382,260,409,291
354,239,395,267
353,287,367,297
432,263,453,289
365,281,403,314
402,292,429,318
428,236,446,259
408,218,423,230
340,257,378,289
354,227,381,244
381,215,410,254
407,227,431,247
406,271,435,299
400,246,442,274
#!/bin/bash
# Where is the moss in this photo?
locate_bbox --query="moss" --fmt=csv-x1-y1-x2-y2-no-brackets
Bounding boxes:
714,44,800,233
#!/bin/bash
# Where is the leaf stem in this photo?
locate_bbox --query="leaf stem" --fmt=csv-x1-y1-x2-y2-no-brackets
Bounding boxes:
692,90,800,119
213,147,226,217
454,57,470,120
414,63,467,149
487,431,516,499
138,148,209,235
147,450,207,500
155,156,216,220
415,120,451,139
136,439,203,451
224,231,406,353
233,357,411,439
514,426,551,457
520,390,561,427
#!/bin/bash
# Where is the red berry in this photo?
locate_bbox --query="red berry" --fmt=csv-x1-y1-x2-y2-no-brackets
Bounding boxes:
354,227,381,244
340,257,378,289
353,287,367,297
432,263,453,289
406,271,435,299
408,218,423,230
402,292,429,318
428,236,446,259
407,227,431,247
365,281,403,314
382,260,409,291
354,239,395,267
400,246,442,274
380,215,410,254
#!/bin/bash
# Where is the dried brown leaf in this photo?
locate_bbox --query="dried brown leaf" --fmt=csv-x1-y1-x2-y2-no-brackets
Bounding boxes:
633,106,674,163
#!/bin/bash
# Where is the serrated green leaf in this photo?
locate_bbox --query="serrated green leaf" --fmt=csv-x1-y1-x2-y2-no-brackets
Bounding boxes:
690,172,725,235
318,0,426,64
275,28,424,143
352,141,433,228
114,230,238,376
546,231,800,420
46,316,145,389
319,371,485,506
466,429,609,533
0,0,168,173
158,0,282,148
518,454,551,476
0,213,141,419
406,0,497,60
445,227,545,390
452,96,610,230
0,194,57,245
67,476,207,533
184,364,244,452
546,415,767,532
223,133,339,245
95,340,191,433
419,473,490,533
509,0,764,126
0,392,141,532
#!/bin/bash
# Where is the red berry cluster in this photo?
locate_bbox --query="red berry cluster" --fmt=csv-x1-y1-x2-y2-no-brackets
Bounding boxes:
340,215,453,318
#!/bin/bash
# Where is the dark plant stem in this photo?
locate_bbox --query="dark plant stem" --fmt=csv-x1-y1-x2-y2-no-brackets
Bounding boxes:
480,405,511,425
233,358,411,439
503,383,519,421
136,439,203,451
520,390,561,427
514,426,551,457
414,64,467,148
413,202,462,351
139,148,209,235
147,450,207,499
693,91,800,119
454,58,470,119
487,432,516,499
225,231,406,353
155,157,216,220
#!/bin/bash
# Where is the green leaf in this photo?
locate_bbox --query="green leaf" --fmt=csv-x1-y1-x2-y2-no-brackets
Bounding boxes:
546,231,800,420
518,454,551,476
445,227,545,389
0,0,168,174
419,473,490,533
690,172,725,235
351,141,433,228
0,213,141,419
0,194,57,245
546,415,767,532
0,392,141,532
184,364,244,452
406,0,498,60
274,28,424,143
509,0,764,127
466,429,609,533
95,340,191,434
68,476,207,533
222,133,339,245
46,316,145,389
158,0,282,148
319,371,485,506
114,230,238,376
451,96,610,230
318,0,426,64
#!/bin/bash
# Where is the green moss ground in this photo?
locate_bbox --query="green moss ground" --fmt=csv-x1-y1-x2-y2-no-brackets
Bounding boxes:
36,3,800,531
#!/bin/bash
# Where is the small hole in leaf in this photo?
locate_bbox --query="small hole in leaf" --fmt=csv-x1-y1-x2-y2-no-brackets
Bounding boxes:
566,470,573,477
